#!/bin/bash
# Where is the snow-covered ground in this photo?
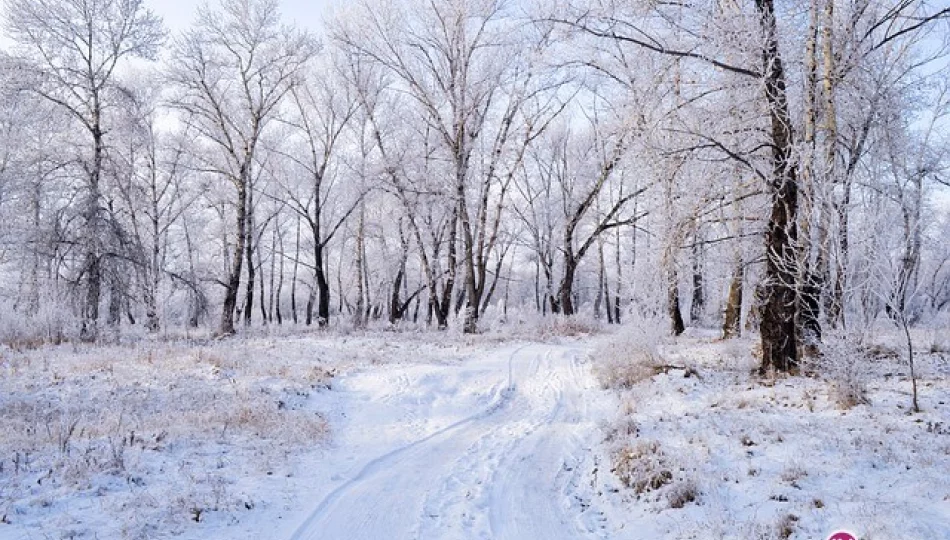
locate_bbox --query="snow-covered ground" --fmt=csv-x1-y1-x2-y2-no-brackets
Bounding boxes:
289,341,608,540
1,326,948,539
0,331,515,539
585,329,950,540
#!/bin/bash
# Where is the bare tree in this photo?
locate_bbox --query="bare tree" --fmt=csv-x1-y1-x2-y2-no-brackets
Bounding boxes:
336,0,564,332
278,57,361,327
5,0,164,341
168,0,316,336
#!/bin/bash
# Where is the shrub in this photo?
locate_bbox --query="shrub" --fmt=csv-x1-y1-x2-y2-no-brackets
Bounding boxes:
666,479,699,508
775,513,798,539
592,327,664,390
813,334,870,409
610,440,673,494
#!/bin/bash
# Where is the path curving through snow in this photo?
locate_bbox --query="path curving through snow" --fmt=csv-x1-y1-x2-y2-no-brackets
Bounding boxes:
288,343,605,540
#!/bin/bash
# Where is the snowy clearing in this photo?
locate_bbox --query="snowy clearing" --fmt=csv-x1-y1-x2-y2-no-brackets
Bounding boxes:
1,328,949,539
0,332,511,539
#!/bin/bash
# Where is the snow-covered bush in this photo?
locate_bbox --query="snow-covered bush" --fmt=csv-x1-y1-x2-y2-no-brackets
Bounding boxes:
610,440,673,494
608,437,700,508
591,323,664,389
666,478,699,509
487,311,605,340
0,297,75,349
812,334,870,409
930,330,950,354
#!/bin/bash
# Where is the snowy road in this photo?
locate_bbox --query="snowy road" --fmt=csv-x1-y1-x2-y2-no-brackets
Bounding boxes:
289,343,604,540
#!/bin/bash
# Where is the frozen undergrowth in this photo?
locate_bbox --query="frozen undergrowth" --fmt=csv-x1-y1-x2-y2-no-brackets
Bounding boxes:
0,332,503,539
2,323,947,540
589,329,950,539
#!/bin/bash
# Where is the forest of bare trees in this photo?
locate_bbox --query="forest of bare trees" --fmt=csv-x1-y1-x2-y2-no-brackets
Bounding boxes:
0,0,948,374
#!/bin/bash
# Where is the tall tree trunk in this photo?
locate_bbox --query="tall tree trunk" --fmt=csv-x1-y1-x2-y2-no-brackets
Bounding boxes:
354,204,366,328
144,213,161,333
893,176,922,319
218,171,247,336
258,235,268,324
724,169,746,339
534,256,542,314
723,263,744,338
24,177,42,317
662,152,684,336
756,0,802,374
438,207,458,329
829,176,852,327
594,239,606,320
315,250,330,327
797,0,822,354
667,264,685,336
819,0,840,329
305,283,316,326
461,244,479,334
268,226,276,324
276,223,285,325
389,225,410,324
183,216,202,329
480,247,508,316
558,244,577,316
390,265,405,324
80,119,104,342
291,216,300,324
336,251,345,315
243,186,256,326
690,229,705,324
107,270,122,328
613,227,622,324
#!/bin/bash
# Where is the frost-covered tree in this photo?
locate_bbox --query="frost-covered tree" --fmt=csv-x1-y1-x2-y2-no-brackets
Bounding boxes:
5,0,163,341
167,0,316,336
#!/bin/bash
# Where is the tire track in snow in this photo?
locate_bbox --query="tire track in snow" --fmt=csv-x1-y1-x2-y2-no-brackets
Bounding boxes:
288,344,598,540
414,348,558,539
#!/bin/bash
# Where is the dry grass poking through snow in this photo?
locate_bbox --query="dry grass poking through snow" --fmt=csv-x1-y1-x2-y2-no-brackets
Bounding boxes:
589,328,950,540
0,333,486,539
0,338,336,538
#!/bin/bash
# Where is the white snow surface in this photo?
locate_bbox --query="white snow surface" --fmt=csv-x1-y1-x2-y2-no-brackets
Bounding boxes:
1,328,949,539
287,342,608,540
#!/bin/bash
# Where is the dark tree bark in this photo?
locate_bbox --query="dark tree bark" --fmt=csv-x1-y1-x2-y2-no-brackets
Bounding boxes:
219,174,247,336
275,223,285,325
243,186,256,327
258,237,268,324
690,232,705,324
756,0,802,374
312,236,330,327
829,176,852,327
667,265,685,336
107,268,122,329
613,228,622,324
80,121,105,342
291,217,300,324
557,253,577,316
354,205,367,328
594,239,606,320
268,226,276,324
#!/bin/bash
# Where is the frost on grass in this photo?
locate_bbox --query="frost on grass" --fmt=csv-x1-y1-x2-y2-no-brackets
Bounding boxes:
0,332,503,538
611,440,673,494
806,333,871,409
591,324,665,390
0,337,338,538
590,333,950,539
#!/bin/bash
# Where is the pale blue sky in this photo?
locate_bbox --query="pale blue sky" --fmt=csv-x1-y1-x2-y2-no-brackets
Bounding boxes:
151,0,337,34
